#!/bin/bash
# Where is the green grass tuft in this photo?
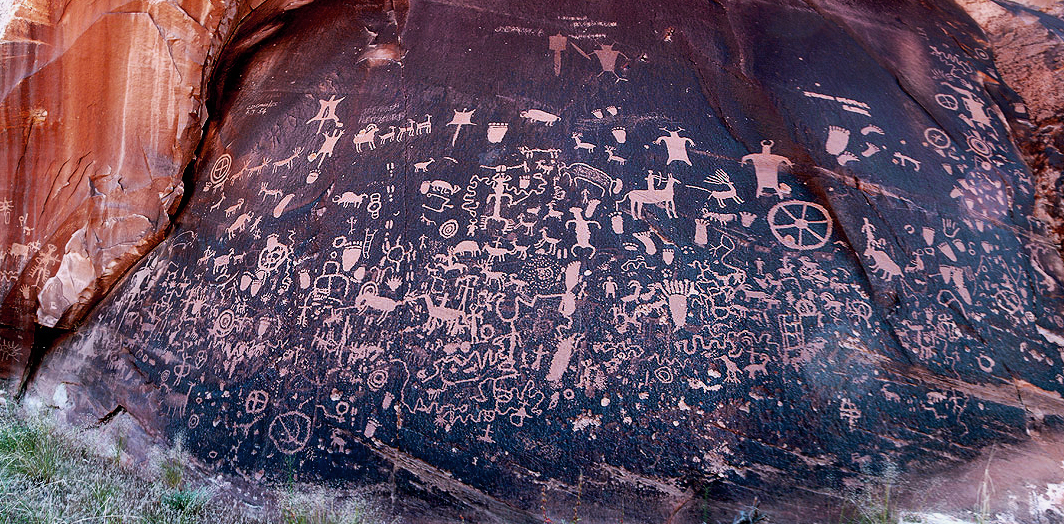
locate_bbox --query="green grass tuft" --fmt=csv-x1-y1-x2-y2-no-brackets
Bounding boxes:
0,395,393,524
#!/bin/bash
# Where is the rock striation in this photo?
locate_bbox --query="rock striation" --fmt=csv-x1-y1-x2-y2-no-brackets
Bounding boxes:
0,0,218,360
5,0,1064,522
0,0,268,376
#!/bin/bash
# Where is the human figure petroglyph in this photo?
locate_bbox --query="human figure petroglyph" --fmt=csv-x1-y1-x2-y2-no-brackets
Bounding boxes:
741,140,792,198
447,109,476,146
624,172,678,220
312,128,345,166
377,235,410,273
306,95,345,134
654,128,693,166
28,244,59,283
0,199,12,225
483,173,515,227
569,41,629,82
591,44,628,80
566,207,599,257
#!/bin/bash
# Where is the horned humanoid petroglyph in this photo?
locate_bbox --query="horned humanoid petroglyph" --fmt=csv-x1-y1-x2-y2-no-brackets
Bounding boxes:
654,128,694,166
741,140,792,198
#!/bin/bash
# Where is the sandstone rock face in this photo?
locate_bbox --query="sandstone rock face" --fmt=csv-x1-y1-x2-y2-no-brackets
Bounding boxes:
12,0,1064,522
0,0,245,374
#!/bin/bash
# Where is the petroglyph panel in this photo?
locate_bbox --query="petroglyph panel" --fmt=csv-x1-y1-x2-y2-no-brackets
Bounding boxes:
39,0,1064,521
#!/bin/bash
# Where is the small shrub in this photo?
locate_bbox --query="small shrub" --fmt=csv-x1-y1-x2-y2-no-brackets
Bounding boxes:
840,462,901,524
0,417,70,484
279,487,381,524
0,402,394,524
161,458,186,489
163,487,212,514
732,504,769,524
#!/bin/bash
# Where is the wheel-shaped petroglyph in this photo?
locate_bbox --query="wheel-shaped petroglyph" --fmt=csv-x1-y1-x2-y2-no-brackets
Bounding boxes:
767,200,832,250
923,128,951,150
213,309,236,337
268,411,312,454
208,154,232,189
245,390,269,414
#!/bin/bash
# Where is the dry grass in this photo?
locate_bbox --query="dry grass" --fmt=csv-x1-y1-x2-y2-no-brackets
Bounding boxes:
838,462,902,524
0,392,394,524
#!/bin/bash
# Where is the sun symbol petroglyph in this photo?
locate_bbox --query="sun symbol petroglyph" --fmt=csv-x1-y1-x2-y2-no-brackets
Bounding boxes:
207,154,232,191
0,339,19,361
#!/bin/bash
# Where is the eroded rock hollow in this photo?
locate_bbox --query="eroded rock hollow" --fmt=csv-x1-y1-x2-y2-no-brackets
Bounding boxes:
5,0,1064,522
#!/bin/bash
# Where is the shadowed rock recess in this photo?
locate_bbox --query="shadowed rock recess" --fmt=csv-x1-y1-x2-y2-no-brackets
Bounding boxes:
7,0,1064,521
